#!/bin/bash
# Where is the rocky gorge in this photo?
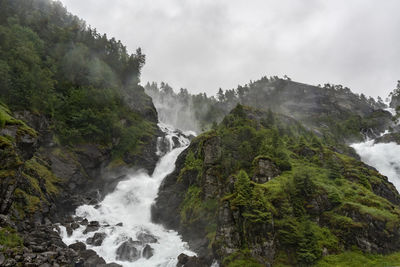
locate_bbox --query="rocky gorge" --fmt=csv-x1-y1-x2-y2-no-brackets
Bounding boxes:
2,0,400,266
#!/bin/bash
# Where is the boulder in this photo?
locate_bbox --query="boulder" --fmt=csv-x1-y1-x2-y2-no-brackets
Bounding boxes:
80,249,106,267
116,239,140,262
142,244,154,259
68,242,86,252
177,253,208,267
137,232,157,244
86,232,107,246
83,221,100,234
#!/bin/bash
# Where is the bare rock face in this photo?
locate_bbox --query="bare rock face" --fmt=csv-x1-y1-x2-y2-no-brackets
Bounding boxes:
203,136,221,166
252,157,281,184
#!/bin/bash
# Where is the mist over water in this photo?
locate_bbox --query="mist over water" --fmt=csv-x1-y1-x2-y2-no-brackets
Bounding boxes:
61,123,195,266
352,141,400,190
144,84,208,133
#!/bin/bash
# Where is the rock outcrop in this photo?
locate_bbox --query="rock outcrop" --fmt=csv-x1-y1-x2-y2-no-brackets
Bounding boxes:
153,106,400,266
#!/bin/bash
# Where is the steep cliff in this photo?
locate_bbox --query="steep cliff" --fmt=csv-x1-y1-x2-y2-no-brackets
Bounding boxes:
0,98,160,265
153,105,400,266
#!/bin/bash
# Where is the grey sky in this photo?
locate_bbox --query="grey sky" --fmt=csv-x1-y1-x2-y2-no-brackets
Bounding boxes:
60,0,400,98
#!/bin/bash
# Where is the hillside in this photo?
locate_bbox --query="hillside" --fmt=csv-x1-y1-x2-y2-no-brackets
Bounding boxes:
0,0,161,265
1,0,400,267
145,79,392,144
153,105,400,266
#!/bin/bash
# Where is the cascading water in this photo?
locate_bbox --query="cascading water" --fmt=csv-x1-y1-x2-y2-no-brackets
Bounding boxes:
351,107,400,191
352,141,400,190
60,123,196,266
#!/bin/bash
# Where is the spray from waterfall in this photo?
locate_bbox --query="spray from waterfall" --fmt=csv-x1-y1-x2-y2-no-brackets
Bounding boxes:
60,123,196,267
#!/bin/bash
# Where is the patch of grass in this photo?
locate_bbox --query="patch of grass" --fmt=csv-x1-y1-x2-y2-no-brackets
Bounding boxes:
178,150,203,182
222,250,264,267
0,227,23,250
315,251,400,267
25,157,60,195
180,186,202,225
13,188,41,214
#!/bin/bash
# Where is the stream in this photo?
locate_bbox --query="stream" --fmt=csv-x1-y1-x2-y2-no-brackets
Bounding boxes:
60,123,196,267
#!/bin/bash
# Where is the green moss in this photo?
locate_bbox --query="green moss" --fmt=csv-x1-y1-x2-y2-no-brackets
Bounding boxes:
25,157,60,195
14,188,41,214
315,251,400,267
0,227,23,250
176,107,400,266
222,250,264,267
180,186,203,225
112,119,156,160
107,157,127,169
0,135,13,148
178,150,203,182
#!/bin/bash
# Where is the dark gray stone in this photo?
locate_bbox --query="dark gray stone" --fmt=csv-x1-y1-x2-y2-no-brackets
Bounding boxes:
86,232,107,246
142,244,154,259
115,239,140,262
137,232,157,244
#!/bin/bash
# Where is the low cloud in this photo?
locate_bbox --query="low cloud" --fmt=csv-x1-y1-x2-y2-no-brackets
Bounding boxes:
61,0,400,98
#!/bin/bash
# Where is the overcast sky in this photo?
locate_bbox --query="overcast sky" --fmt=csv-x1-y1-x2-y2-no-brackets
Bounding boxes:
60,0,400,98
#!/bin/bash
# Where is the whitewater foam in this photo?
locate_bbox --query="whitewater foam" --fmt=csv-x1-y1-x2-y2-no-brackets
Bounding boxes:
60,123,196,267
352,140,400,191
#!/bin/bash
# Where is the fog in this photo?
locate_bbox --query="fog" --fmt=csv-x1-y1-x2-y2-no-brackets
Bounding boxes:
60,0,400,98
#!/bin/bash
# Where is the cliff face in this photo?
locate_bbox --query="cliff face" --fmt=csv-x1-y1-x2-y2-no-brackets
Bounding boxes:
0,98,160,265
153,105,400,266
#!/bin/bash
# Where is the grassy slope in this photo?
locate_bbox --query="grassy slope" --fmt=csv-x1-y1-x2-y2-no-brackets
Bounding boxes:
176,105,400,266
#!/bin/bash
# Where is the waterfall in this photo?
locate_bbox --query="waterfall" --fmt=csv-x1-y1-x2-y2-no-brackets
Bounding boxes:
352,141,400,191
60,123,196,266
351,109,400,191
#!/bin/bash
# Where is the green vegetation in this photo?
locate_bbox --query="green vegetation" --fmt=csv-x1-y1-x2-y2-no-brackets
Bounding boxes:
0,0,155,161
222,250,264,267
145,77,388,144
0,227,23,250
315,251,400,267
177,105,400,266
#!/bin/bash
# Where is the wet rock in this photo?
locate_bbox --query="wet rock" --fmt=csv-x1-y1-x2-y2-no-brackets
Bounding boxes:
103,264,123,267
252,157,281,184
68,242,86,252
71,222,80,230
116,239,140,262
137,232,157,244
116,222,123,227
177,253,208,267
177,253,190,266
80,219,88,226
142,244,154,259
80,249,106,267
66,225,73,236
86,232,107,246
83,221,100,234
203,136,221,166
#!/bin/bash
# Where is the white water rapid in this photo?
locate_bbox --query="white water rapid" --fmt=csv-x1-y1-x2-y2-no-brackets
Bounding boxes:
352,140,400,190
351,107,400,191
60,123,196,267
